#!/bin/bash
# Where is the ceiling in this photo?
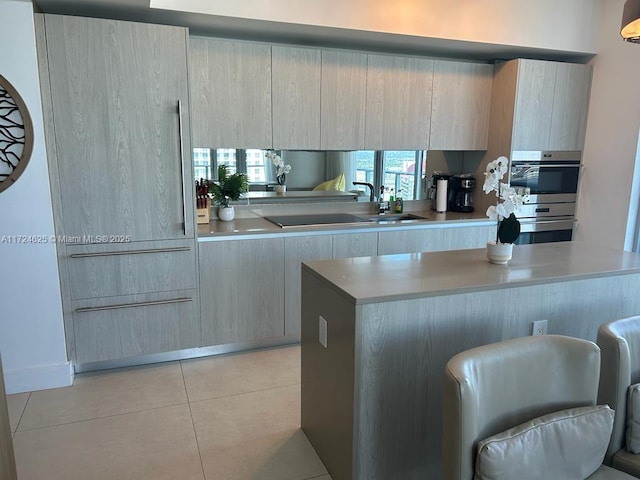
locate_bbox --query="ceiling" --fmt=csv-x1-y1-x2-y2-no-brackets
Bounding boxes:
33,0,596,63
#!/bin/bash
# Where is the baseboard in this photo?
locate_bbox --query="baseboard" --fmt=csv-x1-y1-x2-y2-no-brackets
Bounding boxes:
4,361,74,394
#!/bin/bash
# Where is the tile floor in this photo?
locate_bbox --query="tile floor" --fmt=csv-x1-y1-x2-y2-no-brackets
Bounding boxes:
6,345,332,480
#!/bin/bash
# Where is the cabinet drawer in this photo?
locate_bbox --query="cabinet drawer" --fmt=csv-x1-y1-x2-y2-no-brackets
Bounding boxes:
67,240,197,300
72,289,200,364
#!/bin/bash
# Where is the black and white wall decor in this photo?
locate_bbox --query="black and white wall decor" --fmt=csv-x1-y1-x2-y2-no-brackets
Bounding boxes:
0,75,34,193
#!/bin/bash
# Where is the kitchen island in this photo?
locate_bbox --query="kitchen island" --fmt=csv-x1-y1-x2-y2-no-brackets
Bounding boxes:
300,242,640,480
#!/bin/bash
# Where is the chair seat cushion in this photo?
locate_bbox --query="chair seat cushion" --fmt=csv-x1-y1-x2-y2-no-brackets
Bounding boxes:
613,450,640,478
587,464,637,479
627,383,640,454
475,405,614,480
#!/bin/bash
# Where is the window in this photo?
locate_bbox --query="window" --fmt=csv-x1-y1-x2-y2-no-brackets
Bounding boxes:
355,150,425,200
193,148,212,181
193,149,272,182
244,149,271,183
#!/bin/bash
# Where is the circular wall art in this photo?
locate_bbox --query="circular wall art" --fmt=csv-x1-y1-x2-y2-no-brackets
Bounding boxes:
0,75,34,193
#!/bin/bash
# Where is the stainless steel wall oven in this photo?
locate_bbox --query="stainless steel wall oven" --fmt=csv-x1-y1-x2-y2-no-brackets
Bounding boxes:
510,151,581,245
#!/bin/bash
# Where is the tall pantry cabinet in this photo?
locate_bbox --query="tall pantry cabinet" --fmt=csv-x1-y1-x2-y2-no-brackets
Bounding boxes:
36,14,200,365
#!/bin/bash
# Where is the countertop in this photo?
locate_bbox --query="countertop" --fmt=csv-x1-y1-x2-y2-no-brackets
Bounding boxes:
302,242,640,304
197,208,493,240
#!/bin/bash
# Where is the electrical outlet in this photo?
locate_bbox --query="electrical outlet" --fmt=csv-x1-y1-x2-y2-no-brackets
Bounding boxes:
531,320,548,336
319,316,328,348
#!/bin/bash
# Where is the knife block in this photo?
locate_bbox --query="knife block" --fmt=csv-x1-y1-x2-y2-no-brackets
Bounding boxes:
196,198,210,224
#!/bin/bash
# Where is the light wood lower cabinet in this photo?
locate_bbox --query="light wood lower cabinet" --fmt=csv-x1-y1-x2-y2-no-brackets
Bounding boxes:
332,232,378,258
72,290,199,364
441,225,496,251
67,239,197,300
377,225,495,255
377,229,443,255
200,226,494,345
199,238,285,346
284,236,333,337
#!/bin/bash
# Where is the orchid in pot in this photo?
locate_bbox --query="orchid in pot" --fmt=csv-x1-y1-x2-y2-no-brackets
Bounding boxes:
266,150,291,194
483,156,527,264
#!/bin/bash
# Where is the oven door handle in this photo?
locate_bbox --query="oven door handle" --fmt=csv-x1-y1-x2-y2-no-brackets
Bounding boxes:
519,218,576,232
512,164,582,169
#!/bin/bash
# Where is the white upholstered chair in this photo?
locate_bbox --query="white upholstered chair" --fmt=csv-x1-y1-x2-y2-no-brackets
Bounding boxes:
443,335,634,480
598,316,640,477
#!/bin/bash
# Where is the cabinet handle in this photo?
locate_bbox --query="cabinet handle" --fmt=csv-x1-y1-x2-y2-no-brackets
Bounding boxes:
69,246,191,258
177,100,187,235
76,297,192,313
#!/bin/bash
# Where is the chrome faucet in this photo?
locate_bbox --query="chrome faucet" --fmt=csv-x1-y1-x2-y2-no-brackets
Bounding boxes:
352,182,375,202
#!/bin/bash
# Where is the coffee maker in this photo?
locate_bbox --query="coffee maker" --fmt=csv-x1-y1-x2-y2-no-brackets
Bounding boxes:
427,172,451,211
448,174,476,212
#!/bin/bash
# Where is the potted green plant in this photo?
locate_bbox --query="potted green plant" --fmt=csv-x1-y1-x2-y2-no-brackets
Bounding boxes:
209,164,248,222
483,156,527,264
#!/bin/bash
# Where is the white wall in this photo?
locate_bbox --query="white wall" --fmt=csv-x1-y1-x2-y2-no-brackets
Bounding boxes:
0,0,72,393
575,1,640,249
152,0,599,54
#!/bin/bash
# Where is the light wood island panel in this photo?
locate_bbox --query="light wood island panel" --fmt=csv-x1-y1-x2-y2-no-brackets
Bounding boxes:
301,242,640,479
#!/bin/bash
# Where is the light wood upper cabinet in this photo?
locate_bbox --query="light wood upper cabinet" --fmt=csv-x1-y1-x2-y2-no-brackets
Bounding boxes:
320,50,368,150
511,59,592,151
511,59,557,150
189,38,272,148
42,15,194,241
549,62,592,151
365,54,434,150
272,45,322,149
429,61,493,150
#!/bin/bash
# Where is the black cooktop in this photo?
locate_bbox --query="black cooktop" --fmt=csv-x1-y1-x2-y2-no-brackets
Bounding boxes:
264,213,372,228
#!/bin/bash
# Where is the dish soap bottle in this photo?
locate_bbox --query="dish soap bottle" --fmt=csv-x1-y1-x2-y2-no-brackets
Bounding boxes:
395,192,403,213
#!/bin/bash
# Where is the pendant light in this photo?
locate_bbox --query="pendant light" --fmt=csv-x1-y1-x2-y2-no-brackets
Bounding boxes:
622,0,640,43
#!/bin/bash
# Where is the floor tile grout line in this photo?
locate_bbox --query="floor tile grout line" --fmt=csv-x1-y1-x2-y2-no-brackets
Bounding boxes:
180,360,207,480
187,380,302,406
13,400,190,434
13,391,31,435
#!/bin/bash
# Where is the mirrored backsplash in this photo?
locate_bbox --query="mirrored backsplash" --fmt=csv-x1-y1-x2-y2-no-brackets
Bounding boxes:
193,148,427,201
193,148,486,204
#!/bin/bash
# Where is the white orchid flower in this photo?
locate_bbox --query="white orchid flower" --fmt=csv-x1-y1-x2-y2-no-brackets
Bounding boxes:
265,150,292,182
496,203,510,219
494,156,509,175
483,173,500,194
